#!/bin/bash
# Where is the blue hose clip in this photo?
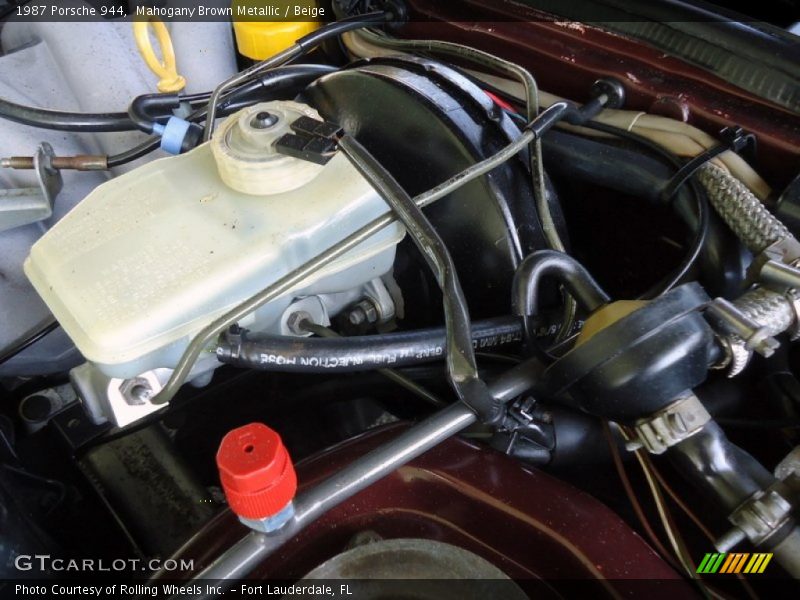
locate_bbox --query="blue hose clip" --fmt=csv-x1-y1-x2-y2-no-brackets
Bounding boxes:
153,116,192,155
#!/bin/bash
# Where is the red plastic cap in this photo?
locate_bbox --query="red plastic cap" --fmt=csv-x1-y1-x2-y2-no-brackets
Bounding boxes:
216,423,297,520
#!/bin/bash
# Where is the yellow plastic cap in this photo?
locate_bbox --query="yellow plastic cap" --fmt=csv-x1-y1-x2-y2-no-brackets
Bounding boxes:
233,20,320,60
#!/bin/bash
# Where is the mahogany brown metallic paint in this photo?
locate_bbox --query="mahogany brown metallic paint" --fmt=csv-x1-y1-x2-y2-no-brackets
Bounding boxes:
169,426,689,594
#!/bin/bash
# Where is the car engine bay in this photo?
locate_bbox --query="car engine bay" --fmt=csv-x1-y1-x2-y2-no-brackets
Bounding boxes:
1,0,800,597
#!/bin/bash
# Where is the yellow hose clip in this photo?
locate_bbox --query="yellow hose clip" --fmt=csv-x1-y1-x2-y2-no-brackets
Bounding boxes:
133,18,186,93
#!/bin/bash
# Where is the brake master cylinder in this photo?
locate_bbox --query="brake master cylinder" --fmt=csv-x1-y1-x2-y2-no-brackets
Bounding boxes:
24,101,404,424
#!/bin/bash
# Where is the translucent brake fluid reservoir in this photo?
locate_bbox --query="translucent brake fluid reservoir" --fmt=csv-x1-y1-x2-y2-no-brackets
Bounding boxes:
24,101,404,379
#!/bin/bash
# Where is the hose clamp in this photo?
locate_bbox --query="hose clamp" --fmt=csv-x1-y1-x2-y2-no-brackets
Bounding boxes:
626,393,711,455
728,488,794,548
714,334,753,378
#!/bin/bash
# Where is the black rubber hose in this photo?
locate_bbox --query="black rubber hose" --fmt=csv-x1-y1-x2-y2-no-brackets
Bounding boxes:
126,64,338,134
217,317,522,374
229,64,337,106
2,62,336,138
543,129,680,203
512,249,610,342
107,64,337,167
669,421,779,528
127,94,183,134
0,97,135,132
295,11,391,51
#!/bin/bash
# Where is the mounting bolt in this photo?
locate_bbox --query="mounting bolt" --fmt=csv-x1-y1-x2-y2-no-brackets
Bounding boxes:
347,298,380,326
119,378,153,405
250,111,279,129
286,311,313,335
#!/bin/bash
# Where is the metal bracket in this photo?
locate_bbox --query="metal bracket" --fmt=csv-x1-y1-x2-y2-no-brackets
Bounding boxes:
0,143,63,232
705,297,780,357
627,393,711,455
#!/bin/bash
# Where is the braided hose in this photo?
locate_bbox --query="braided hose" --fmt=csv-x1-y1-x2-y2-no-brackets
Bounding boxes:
696,163,792,254
734,287,795,336
697,165,800,374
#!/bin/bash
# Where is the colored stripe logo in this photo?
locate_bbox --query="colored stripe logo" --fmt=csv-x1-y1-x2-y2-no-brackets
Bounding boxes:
697,552,772,574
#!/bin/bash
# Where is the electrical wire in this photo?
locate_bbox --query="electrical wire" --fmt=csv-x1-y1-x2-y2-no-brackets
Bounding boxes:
451,65,771,200
504,104,710,301
648,461,761,600
607,424,737,600
581,121,711,300
492,89,711,301
616,425,730,600
634,447,700,578
661,144,730,202
603,421,684,572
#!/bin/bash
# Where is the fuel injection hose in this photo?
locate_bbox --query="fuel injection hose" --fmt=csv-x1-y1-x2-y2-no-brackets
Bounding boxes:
216,317,523,373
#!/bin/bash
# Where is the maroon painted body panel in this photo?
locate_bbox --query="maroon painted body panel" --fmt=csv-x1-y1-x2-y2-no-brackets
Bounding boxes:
400,1,800,187
172,426,691,595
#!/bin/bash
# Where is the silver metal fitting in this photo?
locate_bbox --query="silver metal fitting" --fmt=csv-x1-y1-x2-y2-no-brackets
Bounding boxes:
286,311,314,336
715,335,752,378
0,142,63,233
626,393,711,455
119,377,154,406
707,297,780,358
761,259,800,293
238,501,295,534
724,489,793,549
714,527,748,553
347,298,380,326
710,286,800,376
775,446,800,482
